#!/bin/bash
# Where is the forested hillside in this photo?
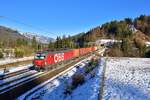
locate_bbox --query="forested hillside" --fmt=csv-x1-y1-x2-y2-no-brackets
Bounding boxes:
52,15,150,48
51,15,150,57
76,15,150,46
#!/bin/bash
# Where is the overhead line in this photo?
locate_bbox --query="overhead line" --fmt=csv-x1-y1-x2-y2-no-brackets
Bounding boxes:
0,16,58,37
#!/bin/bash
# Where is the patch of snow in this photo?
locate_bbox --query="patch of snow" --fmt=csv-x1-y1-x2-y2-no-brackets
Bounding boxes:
8,64,32,73
145,42,150,47
0,70,37,86
103,58,150,100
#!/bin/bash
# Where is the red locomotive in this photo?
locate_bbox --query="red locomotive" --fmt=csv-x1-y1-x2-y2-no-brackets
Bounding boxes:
33,46,97,71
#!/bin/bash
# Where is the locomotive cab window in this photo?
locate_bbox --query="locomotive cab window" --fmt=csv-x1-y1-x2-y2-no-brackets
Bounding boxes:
34,53,46,60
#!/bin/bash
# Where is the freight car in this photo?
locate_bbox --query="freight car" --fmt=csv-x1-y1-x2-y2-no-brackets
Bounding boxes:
33,46,97,71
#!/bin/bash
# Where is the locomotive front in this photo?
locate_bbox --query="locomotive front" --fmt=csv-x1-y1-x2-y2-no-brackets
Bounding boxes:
33,52,47,69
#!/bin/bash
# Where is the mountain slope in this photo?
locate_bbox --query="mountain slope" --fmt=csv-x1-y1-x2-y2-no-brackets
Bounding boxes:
22,32,54,44
0,26,27,41
0,26,54,44
133,30,150,41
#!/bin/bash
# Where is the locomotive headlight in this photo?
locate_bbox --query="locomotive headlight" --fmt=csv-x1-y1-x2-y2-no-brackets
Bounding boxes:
45,61,47,65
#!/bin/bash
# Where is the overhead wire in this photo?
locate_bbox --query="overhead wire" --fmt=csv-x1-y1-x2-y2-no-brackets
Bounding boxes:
0,16,57,37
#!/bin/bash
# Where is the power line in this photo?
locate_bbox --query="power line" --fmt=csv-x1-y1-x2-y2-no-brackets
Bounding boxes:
0,16,58,37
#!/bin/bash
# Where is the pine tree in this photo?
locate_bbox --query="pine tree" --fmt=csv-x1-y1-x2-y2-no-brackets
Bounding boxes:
48,40,54,49
32,36,37,50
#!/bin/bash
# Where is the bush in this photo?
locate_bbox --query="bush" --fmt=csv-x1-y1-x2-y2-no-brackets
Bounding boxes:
0,52,3,58
85,66,92,74
64,73,85,95
85,59,98,74
134,38,147,56
134,38,146,50
92,59,99,66
23,46,34,56
64,85,72,95
72,73,85,88
108,47,124,57
145,50,150,58
90,71,96,78
64,59,98,95
14,48,24,58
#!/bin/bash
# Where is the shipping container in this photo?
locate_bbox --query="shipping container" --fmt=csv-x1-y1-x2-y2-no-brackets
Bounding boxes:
73,49,79,57
64,50,74,61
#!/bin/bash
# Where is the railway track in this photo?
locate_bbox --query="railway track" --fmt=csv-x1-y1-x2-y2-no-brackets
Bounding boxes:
0,66,41,96
0,71,39,90
0,68,30,80
0,53,93,100
0,72,43,95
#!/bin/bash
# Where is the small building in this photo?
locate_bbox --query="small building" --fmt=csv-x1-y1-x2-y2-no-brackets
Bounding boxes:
96,39,122,47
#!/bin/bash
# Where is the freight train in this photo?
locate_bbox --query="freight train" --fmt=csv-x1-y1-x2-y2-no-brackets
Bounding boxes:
33,47,97,71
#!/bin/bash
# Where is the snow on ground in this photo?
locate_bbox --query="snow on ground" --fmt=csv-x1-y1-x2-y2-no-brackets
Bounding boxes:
145,42,150,47
103,57,150,100
7,64,32,72
0,70,37,86
18,57,104,100
0,56,33,66
0,72,43,94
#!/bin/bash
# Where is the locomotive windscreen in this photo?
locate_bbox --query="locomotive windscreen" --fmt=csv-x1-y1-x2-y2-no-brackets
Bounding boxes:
34,53,46,60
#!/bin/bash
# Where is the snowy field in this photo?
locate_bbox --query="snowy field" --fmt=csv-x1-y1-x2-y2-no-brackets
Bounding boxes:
103,58,150,100
18,57,104,100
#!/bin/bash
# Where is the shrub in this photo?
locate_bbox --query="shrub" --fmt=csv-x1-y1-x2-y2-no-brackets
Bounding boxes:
64,74,85,95
23,46,34,56
92,59,99,66
108,47,124,57
90,71,96,78
134,38,147,56
0,52,3,58
85,59,98,74
14,48,24,58
72,73,85,88
64,85,72,95
145,50,150,58
85,66,92,74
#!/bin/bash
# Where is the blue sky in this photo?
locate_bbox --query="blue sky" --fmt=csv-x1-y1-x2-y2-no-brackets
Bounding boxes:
0,0,150,38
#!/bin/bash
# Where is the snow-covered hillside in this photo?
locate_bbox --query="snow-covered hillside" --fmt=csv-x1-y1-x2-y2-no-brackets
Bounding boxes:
103,58,150,100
